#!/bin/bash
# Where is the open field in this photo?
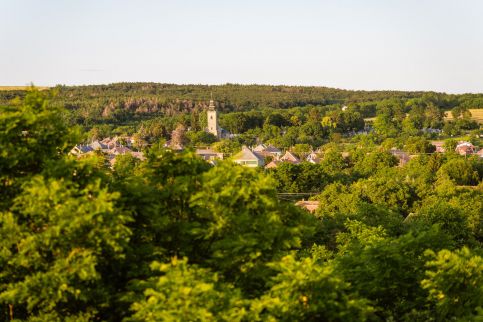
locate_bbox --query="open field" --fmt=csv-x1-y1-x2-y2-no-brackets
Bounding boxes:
0,86,49,91
444,109,483,124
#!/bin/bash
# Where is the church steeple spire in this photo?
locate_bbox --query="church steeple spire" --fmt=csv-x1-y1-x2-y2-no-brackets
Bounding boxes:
208,91,215,110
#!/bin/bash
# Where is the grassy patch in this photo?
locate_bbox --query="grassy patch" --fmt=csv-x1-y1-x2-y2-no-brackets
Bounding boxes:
444,109,483,124
0,86,49,91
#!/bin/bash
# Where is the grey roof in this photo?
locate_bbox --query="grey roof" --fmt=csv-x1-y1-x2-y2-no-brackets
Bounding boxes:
90,140,108,150
233,146,264,161
109,146,132,154
253,144,267,152
196,148,218,155
264,145,282,153
78,145,94,153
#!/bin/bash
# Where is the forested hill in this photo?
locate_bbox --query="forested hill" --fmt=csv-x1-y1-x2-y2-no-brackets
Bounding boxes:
1,83,482,126
3,82,432,109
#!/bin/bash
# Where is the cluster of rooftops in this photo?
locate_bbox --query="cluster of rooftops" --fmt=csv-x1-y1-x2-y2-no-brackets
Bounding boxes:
196,144,322,168
70,137,482,169
196,140,483,168
70,137,145,166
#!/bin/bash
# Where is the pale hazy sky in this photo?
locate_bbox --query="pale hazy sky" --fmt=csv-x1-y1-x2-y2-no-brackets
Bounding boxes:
1,0,482,93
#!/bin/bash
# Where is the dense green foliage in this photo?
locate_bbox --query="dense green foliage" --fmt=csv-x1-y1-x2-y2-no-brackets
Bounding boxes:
0,89,482,321
1,83,481,148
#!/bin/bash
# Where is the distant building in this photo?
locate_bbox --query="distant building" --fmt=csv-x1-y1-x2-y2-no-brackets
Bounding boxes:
233,146,264,167
389,148,411,167
306,152,321,164
90,140,109,151
253,144,282,159
207,99,219,138
70,136,144,168
110,151,145,167
265,160,282,169
70,145,94,155
455,142,476,156
206,98,230,139
195,148,224,162
109,146,132,155
431,141,445,153
295,200,320,213
280,151,300,164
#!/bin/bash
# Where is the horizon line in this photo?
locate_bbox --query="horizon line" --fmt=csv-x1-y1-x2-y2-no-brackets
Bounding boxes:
1,82,482,95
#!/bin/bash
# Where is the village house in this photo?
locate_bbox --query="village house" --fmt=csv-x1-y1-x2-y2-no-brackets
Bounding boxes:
455,141,476,156
90,140,109,151
109,146,132,155
233,146,264,167
389,148,411,167
264,150,301,169
195,148,224,162
265,159,282,169
70,136,145,168
306,151,321,164
280,151,300,164
70,144,94,155
109,151,146,167
253,144,282,159
431,141,445,153
295,200,320,213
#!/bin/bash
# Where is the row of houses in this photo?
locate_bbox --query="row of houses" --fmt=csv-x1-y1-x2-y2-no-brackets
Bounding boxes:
196,144,323,168
196,140,483,169
70,137,145,166
431,141,483,156
71,138,482,170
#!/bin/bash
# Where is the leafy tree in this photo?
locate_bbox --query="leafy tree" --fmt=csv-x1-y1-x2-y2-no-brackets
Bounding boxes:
335,220,387,255
336,230,453,320
220,113,249,134
421,247,483,320
212,139,241,155
372,100,404,138
189,163,310,291
319,145,347,176
113,153,141,178
291,143,312,159
251,255,375,321
0,177,131,321
0,89,78,204
437,158,479,186
87,124,113,141
170,123,187,148
403,136,436,154
128,258,246,322
351,169,416,214
268,162,329,193
352,150,398,177
407,200,472,245
443,138,458,153
186,130,217,146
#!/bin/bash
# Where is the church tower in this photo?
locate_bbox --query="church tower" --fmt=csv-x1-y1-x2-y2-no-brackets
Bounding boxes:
207,97,219,138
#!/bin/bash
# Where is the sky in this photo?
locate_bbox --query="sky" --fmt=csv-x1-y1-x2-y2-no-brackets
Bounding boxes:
1,0,482,93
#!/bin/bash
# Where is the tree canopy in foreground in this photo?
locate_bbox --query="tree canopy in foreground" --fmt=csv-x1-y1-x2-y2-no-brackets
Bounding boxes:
0,89,481,321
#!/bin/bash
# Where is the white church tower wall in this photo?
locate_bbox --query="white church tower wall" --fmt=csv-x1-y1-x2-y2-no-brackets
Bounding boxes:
207,99,219,138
